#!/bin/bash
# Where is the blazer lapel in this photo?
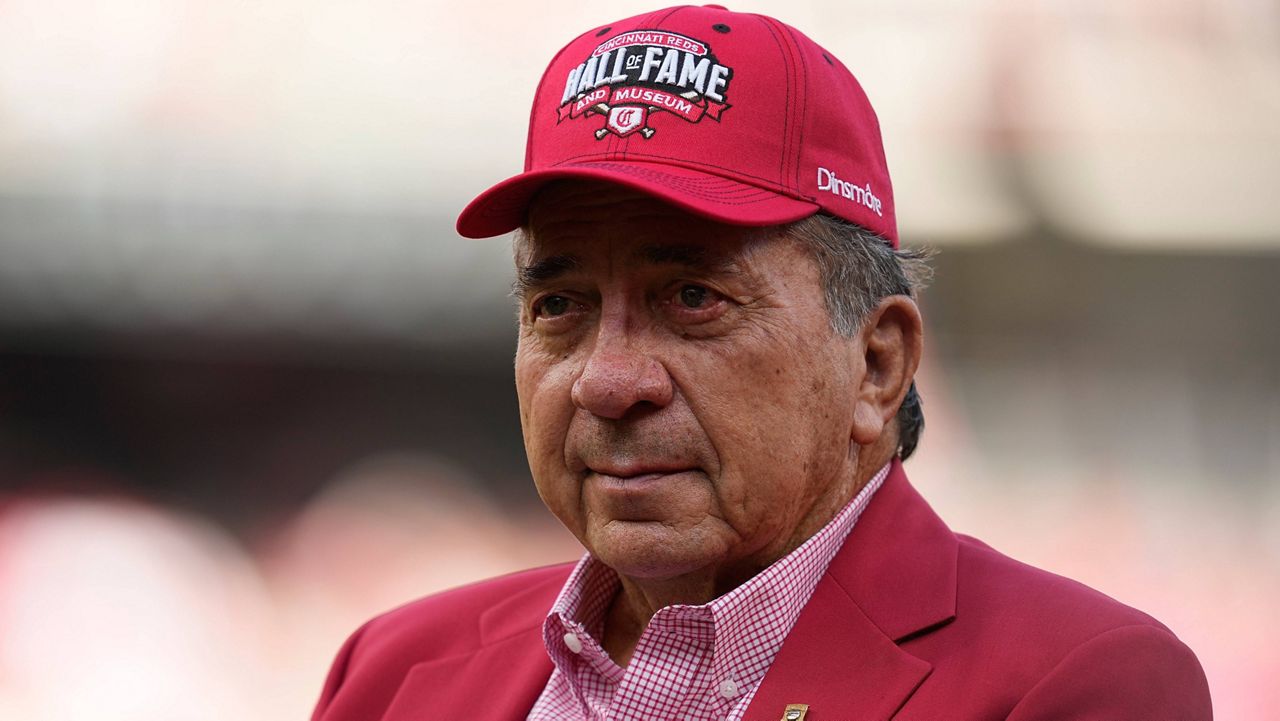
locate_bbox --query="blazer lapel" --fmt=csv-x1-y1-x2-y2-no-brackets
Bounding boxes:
380,628,552,721
381,568,562,721
744,460,959,721
743,574,932,721
380,461,957,721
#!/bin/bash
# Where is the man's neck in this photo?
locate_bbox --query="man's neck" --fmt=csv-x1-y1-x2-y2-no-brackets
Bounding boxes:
599,442,898,667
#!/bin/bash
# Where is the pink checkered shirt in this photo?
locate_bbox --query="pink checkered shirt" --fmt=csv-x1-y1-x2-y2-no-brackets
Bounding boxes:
528,463,891,721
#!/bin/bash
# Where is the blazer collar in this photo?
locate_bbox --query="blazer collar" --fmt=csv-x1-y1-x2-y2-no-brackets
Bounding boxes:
828,458,959,641
381,461,957,721
745,459,959,721
475,460,959,647
381,569,565,721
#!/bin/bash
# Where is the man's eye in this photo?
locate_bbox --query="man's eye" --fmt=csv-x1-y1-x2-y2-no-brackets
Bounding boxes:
536,295,572,317
678,284,710,309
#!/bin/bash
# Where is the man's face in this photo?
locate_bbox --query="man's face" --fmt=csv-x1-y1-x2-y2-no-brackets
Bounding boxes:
514,182,865,589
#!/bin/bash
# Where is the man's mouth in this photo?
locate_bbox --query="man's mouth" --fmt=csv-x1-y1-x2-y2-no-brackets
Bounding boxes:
586,462,697,479
585,465,703,499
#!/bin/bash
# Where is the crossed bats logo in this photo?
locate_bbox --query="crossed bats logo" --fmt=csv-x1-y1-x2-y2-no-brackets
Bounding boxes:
556,30,733,140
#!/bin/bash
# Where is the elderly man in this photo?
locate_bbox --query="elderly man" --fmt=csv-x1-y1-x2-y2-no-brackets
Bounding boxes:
312,6,1211,720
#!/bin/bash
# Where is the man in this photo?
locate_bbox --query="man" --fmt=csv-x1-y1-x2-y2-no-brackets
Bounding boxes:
313,6,1211,720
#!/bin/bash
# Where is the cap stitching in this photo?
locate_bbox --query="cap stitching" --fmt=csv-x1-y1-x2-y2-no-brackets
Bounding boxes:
585,166,778,199
549,151,794,190
480,186,784,212
483,189,786,213
782,24,811,197
474,163,812,217
755,17,791,192
760,17,793,193
482,168,780,202
781,22,802,194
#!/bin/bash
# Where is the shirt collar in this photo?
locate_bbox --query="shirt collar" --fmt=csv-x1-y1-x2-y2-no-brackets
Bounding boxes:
541,462,893,697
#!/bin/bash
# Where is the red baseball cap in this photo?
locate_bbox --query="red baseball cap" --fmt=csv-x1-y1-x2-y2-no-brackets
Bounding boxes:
456,4,898,247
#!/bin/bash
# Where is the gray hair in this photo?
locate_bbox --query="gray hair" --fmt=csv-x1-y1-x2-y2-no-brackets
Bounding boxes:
782,213,933,460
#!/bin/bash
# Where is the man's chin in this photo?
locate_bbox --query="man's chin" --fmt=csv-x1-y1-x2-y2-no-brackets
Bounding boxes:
588,520,727,582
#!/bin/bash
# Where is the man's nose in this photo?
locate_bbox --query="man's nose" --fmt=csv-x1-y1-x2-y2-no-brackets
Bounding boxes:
571,332,674,420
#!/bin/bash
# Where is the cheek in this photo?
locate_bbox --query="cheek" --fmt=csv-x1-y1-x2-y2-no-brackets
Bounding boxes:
516,346,569,437
515,348,583,518
674,339,854,532
681,338,835,455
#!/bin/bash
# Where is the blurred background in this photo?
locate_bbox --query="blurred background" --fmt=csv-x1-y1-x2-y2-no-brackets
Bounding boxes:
0,0,1277,718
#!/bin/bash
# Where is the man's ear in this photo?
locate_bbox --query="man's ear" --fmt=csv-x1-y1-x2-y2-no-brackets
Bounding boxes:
851,295,924,447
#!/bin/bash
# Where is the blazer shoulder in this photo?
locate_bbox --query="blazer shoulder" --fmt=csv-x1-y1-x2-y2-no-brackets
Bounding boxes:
1005,622,1213,720
891,534,1211,719
313,563,573,721
357,562,575,660
954,533,1166,635
938,534,1209,713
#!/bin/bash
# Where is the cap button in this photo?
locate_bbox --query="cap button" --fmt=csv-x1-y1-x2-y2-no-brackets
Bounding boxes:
703,4,729,9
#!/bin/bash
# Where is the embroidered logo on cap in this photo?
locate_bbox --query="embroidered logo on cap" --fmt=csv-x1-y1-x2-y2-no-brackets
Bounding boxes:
817,167,884,217
557,30,733,140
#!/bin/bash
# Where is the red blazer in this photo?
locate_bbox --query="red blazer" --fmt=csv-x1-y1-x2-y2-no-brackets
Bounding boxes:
312,461,1212,720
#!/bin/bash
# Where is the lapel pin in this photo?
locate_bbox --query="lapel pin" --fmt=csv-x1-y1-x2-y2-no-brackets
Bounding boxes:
782,703,809,721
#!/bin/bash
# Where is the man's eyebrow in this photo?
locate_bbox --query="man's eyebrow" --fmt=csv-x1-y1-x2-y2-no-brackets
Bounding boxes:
511,244,744,298
512,254,580,298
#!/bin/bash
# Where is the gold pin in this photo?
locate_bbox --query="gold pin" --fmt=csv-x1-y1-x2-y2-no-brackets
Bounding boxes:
781,703,809,721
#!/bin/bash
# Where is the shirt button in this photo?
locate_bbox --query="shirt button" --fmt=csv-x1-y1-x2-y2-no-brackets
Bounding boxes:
718,679,739,699
563,632,584,654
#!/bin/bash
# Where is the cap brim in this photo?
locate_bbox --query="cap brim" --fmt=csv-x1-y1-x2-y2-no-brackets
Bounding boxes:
455,161,820,239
